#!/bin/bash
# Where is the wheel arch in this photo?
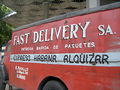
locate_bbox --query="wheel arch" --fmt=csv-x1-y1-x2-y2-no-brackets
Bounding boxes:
38,76,68,90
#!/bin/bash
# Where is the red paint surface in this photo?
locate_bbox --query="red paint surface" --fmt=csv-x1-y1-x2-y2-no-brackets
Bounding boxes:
4,8,120,90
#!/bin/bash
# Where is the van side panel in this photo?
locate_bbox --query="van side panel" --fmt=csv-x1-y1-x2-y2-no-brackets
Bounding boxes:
6,8,120,90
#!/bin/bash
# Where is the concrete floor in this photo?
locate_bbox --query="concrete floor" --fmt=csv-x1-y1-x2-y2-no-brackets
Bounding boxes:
5,84,23,90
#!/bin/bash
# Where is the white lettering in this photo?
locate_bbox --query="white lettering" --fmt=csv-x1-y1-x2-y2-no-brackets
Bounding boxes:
50,28,54,41
55,27,61,39
70,24,78,39
24,33,30,44
20,34,24,45
78,21,90,38
45,29,50,41
33,32,39,43
105,25,113,35
39,30,44,42
62,25,69,39
98,25,105,35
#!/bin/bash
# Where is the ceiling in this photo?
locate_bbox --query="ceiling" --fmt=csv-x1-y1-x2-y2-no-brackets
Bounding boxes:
1,0,119,27
2,0,86,27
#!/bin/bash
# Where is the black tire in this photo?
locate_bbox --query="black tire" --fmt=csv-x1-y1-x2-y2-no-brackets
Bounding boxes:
42,80,67,90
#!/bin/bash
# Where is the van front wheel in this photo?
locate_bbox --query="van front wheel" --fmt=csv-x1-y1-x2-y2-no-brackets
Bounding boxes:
42,80,67,90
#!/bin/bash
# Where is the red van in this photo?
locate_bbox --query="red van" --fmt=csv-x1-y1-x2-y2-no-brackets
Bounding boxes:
0,2,120,90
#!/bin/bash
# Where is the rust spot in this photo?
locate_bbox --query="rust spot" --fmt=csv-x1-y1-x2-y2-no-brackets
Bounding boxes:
90,62,97,66
64,20,68,24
